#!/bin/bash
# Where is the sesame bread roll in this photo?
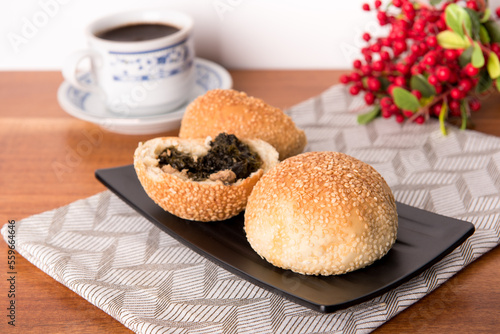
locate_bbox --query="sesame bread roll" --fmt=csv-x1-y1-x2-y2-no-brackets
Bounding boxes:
179,89,307,160
244,151,398,276
134,134,279,222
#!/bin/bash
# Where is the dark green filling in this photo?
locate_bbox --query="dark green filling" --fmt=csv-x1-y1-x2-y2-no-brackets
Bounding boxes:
158,133,262,181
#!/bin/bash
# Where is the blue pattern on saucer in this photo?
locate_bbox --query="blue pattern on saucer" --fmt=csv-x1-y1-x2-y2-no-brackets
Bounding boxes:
67,73,92,110
66,61,223,113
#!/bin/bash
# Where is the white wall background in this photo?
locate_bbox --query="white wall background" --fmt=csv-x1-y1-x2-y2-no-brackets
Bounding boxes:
1,0,500,70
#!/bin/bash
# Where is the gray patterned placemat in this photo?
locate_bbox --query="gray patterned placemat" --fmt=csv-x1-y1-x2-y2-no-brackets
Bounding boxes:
2,85,500,333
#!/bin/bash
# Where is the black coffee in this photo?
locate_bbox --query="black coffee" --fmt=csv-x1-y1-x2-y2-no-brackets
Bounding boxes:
96,23,180,42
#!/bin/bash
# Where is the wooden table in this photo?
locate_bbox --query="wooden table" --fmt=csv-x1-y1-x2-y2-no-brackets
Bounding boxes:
1,70,499,333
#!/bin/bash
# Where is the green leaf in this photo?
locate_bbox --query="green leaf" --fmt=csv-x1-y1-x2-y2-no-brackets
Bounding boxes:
410,74,436,98
496,77,500,92
430,0,443,6
476,68,492,93
479,25,491,44
480,8,491,23
487,52,500,79
445,4,471,37
459,46,474,67
392,87,420,112
464,8,480,39
357,105,380,125
437,31,471,49
439,101,448,136
483,21,500,43
471,42,485,68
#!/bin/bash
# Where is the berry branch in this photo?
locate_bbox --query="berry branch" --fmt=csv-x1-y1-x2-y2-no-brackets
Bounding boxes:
342,0,500,135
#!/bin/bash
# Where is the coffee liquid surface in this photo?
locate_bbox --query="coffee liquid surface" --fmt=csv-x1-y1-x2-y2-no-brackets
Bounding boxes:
96,23,179,42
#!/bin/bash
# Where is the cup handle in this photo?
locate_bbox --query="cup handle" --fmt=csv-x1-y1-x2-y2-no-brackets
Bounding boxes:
62,49,100,92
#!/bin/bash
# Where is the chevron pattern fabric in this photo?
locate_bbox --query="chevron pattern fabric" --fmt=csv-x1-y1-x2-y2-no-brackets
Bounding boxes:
3,84,500,333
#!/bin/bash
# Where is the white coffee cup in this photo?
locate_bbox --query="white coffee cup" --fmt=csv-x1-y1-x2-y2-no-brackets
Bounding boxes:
63,9,195,116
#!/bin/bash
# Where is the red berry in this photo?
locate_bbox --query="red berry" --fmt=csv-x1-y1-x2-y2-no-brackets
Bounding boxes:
340,74,350,84
436,66,451,81
432,103,443,116
464,63,479,76
377,11,388,24
466,1,479,11
394,76,406,86
469,99,481,111
353,59,362,69
411,89,422,99
496,7,500,19
444,49,458,60
419,42,429,54
428,74,439,86
436,19,447,30
393,0,402,8
415,116,425,124
362,3,370,11
448,72,458,84
382,109,392,118
350,72,361,81
367,77,381,91
349,85,361,96
450,88,462,99
389,104,399,114
403,110,414,118
381,38,391,47
370,43,382,52
413,20,425,32
393,40,407,55
449,99,461,112
364,92,375,105
363,32,371,41
403,2,414,14
372,60,385,72
459,79,472,92
411,65,423,75
374,0,382,9
380,51,391,61
404,54,416,65
396,62,410,74
426,36,438,48
396,114,405,123
424,54,436,66
381,96,392,108
361,64,372,75
395,29,407,40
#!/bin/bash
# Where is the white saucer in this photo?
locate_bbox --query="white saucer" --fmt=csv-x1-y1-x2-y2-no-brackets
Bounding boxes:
57,58,232,135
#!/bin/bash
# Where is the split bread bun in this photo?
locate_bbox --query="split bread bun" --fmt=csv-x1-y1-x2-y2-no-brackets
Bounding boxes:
134,134,279,222
179,89,307,160
244,151,398,276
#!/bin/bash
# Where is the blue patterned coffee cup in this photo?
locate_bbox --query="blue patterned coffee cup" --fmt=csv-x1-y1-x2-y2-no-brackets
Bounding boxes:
63,9,195,116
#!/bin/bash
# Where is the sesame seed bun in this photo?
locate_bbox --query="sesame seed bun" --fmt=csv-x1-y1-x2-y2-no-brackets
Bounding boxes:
134,136,279,222
179,89,307,160
244,151,398,276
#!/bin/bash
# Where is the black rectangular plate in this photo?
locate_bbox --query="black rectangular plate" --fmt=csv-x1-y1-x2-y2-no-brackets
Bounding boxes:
95,165,475,313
